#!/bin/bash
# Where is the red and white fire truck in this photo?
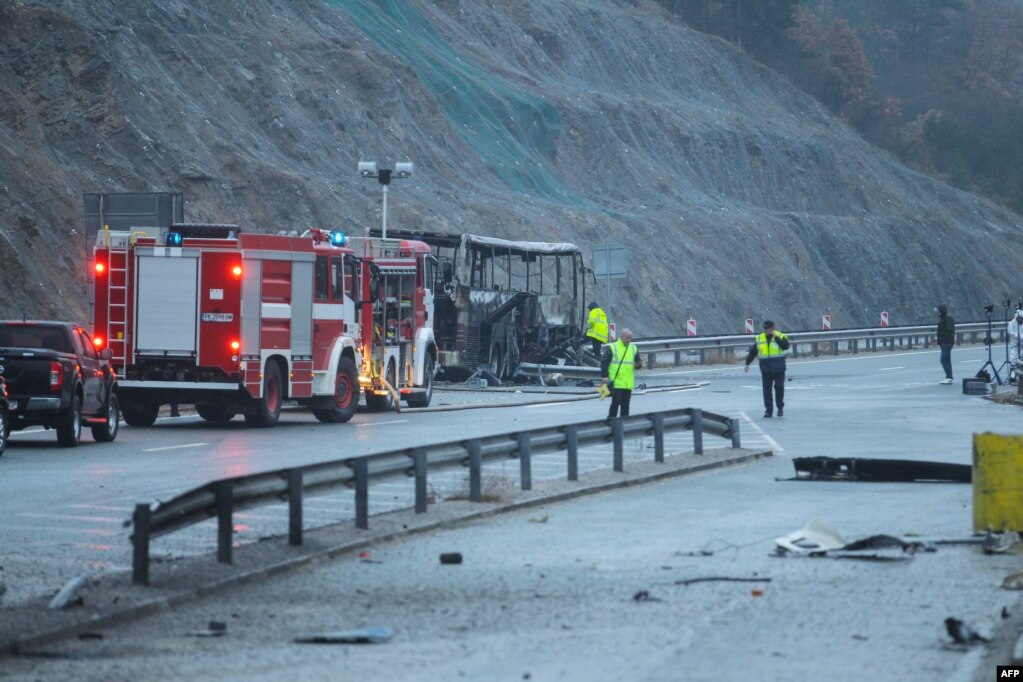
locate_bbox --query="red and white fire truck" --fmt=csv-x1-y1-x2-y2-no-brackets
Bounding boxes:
92,223,437,427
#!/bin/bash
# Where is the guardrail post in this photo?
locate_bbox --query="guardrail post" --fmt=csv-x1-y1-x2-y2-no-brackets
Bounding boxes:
652,413,665,463
674,350,682,367
791,342,798,358
831,341,838,356
812,341,819,357
565,426,579,481
468,440,482,502
518,433,533,490
132,503,151,586
414,448,428,514
699,349,705,364
216,482,233,565
852,339,858,354
729,417,741,448
354,459,369,528
647,352,655,370
612,418,624,472
288,470,303,545
692,409,703,455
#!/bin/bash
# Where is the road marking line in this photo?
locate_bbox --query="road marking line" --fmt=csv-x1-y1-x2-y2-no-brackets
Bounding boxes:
357,419,408,426
879,366,905,371
524,401,574,408
17,512,122,523
143,442,209,452
67,504,134,512
738,411,785,456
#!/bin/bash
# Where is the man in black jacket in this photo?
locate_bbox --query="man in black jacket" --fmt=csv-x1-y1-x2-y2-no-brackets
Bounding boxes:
936,303,955,384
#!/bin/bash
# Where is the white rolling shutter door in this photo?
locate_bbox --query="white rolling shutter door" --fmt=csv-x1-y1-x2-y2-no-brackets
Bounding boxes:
135,255,199,355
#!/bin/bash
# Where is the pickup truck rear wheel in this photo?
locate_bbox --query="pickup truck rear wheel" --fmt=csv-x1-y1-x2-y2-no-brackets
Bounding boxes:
313,356,359,423
122,401,159,427
56,396,82,448
246,362,282,427
91,394,120,443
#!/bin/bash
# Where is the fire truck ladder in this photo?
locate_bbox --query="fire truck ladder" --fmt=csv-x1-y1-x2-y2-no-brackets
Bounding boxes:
106,242,129,372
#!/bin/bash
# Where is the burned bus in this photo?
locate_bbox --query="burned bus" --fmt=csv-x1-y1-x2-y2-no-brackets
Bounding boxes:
372,230,587,379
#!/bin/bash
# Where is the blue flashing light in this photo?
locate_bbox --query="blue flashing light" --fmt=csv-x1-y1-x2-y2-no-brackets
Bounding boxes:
165,232,183,247
329,230,346,247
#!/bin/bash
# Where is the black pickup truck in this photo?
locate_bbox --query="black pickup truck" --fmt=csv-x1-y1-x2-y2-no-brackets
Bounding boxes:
0,321,120,447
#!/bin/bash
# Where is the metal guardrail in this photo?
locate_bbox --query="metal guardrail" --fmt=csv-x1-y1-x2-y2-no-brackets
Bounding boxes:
632,322,997,368
129,407,741,585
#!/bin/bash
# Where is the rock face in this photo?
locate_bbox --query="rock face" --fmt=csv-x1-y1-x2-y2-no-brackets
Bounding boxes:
0,0,1019,333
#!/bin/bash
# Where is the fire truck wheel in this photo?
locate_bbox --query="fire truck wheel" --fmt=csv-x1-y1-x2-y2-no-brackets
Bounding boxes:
406,356,434,408
122,401,159,427
56,396,82,448
91,394,120,443
247,362,283,427
196,403,236,423
313,356,359,423
365,361,396,412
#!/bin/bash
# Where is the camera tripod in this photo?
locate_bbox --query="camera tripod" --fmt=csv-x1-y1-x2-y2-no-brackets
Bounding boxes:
996,300,1012,380
979,308,1004,385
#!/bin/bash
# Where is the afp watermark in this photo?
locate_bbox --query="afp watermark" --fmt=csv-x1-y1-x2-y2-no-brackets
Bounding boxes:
999,666,1023,678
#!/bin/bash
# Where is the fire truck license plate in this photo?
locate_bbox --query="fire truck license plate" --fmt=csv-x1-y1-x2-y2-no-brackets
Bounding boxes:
201,313,234,322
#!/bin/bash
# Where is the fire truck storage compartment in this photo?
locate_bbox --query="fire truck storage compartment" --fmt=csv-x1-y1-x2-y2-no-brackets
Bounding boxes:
135,253,199,355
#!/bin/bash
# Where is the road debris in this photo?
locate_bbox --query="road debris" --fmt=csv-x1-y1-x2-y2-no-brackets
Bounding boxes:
528,515,549,524
1001,572,1023,590
191,621,227,638
944,617,989,645
632,590,661,602
774,519,924,559
294,627,392,644
675,576,772,586
440,552,463,565
790,457,970,483
982,530,1022,554
47,576,86,610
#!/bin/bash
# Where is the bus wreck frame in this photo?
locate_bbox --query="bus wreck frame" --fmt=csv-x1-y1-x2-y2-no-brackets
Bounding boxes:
373,230,587,380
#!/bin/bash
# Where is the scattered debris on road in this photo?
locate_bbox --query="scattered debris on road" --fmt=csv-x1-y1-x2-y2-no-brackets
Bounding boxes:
1002,572,1023,590
632,590,661,602
982,530,1022,554
440,552,463,565
790,457,971,482
191,621,227,638
944,617,989,645
77,632,103,640
47,576,86,610
294,627,393,644
774,519,925,560
675,576,772,586
528,515,549,523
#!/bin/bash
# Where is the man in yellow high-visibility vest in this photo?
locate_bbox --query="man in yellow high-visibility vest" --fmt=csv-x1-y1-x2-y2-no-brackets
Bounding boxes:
585,301,609,358
601,328,642,419
744,320,790,418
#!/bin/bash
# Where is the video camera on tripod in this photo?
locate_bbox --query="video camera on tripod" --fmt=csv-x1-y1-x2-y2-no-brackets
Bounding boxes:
979,303,1004,384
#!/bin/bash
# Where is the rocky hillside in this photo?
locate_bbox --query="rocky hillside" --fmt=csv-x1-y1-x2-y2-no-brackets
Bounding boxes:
1,0,1020,334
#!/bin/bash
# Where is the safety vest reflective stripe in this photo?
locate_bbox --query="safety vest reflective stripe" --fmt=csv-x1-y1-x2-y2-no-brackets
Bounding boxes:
756,332,788,358
587,308,609,343
608,340,636,389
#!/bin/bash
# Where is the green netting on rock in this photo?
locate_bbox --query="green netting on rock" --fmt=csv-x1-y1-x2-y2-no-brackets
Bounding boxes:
328,0,570,199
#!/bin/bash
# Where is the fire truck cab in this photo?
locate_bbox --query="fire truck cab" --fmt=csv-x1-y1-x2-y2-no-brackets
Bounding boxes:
92,224,437,427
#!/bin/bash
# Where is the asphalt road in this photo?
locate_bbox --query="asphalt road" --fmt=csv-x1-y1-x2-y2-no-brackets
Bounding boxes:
3,344,1022,681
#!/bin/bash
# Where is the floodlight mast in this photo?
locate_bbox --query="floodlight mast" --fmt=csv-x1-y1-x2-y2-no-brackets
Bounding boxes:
358,160,413,239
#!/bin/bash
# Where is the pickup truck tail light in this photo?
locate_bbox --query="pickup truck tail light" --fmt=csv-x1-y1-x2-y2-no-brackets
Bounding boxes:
49,361,63,392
